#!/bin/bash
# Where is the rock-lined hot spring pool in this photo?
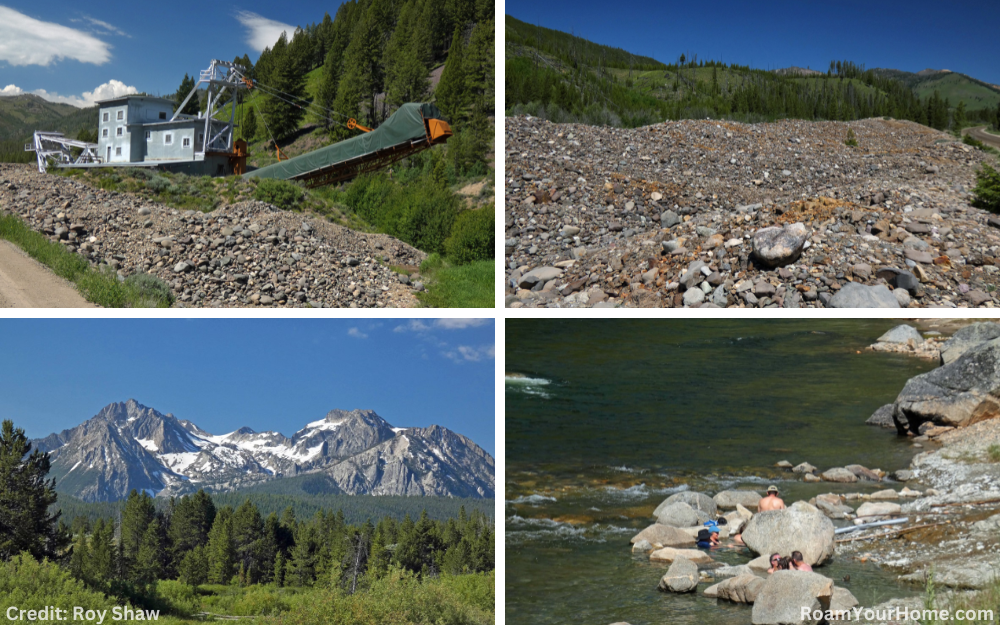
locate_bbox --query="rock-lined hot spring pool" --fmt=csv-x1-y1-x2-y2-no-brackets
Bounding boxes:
506,320,936,625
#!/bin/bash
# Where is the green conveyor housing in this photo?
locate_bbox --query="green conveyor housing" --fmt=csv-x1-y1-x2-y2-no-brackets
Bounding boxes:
242,103,450,188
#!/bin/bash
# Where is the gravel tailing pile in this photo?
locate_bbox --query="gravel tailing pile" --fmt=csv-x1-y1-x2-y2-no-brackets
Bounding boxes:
505,116,1000,308
0,164,426,308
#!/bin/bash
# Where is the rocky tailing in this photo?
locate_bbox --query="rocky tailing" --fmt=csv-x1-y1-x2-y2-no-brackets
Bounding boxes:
0,163,426,308
505,116,1000,308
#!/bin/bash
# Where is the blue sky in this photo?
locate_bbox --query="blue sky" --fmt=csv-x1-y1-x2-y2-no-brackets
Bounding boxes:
0,318,495,456
0,1,333,106
507,0,1000,86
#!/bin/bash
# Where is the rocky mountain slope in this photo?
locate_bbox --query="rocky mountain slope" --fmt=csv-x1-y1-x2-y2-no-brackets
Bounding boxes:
33,399,494,502
0,164,424,307
505,115,1000,308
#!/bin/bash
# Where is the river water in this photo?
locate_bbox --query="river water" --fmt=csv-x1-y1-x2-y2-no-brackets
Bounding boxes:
506,320,937,625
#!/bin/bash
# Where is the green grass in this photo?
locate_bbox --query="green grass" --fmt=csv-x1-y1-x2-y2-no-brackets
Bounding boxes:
0,214,173,307
417,255,494,308
988,444,1000,463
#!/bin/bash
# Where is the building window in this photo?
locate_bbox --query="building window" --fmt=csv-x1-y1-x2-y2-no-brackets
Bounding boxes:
115,147,122,156
183,137,191,148
103,112,109,122
159,112,167,120
165,134,173,145
198,133,204,145
145,131,151,141
102,128,108,138
116,127,123,137
117,111,124,121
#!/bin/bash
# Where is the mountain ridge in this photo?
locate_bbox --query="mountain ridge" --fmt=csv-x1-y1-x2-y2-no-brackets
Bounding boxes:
33,399,494,502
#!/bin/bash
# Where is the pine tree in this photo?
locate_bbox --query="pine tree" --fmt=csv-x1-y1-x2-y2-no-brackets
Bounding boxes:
207,508,235,584
435,27,467,123
136,517,166,585
175,74,199,116
384,0,429,110
178,544,209,587
69,526,90,582
288,524,317,586
0,420,67,561
231,499,264,584
316,2,355,131
259,32,307,140
955,100,966,132
118,490,156,581
273,551,286,588
86,518,115,587
169,489,216,561
461,19,494,125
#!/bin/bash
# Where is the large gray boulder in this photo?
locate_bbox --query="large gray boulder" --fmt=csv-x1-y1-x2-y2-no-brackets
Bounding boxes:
829,587,859,618
855,501,902,519
752,223,808,268
751,571,835,625
890,337,1000,433
827,282,900,308
820,467,858,483
940,322,1000,365
630,523,696,548
865,404,895,428
877,324,923,344
705,573,766,604
649,547,714,565
657,556,699,593
742,509,836,566
654,501,702,527
714,490,763,510
656,491,718,518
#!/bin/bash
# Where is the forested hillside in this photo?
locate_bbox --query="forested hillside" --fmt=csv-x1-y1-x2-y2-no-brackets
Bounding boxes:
506,14,1000,132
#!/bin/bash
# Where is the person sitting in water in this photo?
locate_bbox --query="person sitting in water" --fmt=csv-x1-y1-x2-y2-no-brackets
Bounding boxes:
696,528,714,549
758,485,786,511
767,553,783,574
791,550,813,572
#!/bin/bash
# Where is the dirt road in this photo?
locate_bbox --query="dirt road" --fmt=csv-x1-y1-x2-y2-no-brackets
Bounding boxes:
0,240,96,308
963,125,1000,150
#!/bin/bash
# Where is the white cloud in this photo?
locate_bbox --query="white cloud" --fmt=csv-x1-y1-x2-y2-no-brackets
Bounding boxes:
0,7,113,66
70,16,131,38
434,319,491,330
0,80,138,108
394,320,430,333
347,327,368,339
235,11,296,53
443,345,495,363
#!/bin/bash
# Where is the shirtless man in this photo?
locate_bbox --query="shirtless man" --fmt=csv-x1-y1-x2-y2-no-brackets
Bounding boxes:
758,485,786,511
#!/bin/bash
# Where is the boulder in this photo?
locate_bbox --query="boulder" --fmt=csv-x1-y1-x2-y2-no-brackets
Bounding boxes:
855,502,902,519
657,556,699,593
752,223,808,268
742,509,836,566
820,468,858,483
803,473,821,482
632,539,653,553
712,564,756,579
865,404,896,428
751,571,835,625
939,322,1000,365
813,494,853,520
971,513,1000,535
714,490,763,510
789,501,821,515
648,547,714,565
827,282,900,308
656,491,718,518
735,503,754,522
792,462,818,475
890,337,1000,433
747,554,772,574
711,573,766,604
877,324,923,345
894,469,915,481
654,501,702,527
829,587,859,617
900,558,1000,589
869,489,899,500
844,464,881,481
776,460,793,469
630,524,696,548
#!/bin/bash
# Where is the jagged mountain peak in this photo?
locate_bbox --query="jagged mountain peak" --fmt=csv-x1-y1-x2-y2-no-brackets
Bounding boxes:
33,401,493,502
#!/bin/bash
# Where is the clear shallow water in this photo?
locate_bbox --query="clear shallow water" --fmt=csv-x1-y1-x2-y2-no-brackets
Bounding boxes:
506,320,936,625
